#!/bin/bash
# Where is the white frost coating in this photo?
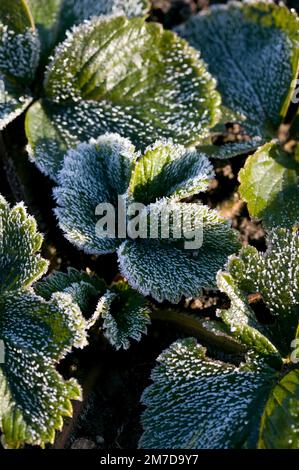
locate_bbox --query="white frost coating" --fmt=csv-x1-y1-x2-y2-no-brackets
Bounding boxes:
177,0,299,139
0,195,88,448
27,14,221,179
62,0,150,22
218,228,299,354
0,25,40,83
139,338,275,449
54,135,239,303
97,284,151,350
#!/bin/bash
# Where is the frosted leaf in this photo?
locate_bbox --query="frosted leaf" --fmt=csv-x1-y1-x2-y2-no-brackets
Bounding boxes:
0,195,48,293
27,15,220,179
0,195,88,448
97,280,151,350
217,271,282,366
35,267,106,314
61,0,150,29
177,1,299,143
0,1,40,84
258,370,299,449
139,338,276,449
197,139,264,161
54,134,136,253
0,73,32,130
219,228,299,356
26,0,63,58
0,1,39,127
26,0,150,59
0,290,87,448
239,141,299,228
55,135,239,303
129,140,214,205
118,228,239,304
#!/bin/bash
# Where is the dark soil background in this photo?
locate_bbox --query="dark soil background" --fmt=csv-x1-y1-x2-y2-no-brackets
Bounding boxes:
0,0,297,450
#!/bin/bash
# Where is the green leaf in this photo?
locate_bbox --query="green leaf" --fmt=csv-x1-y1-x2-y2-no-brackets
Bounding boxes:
0,74,32,130
26,0,62,58
27,15,221,180
129,140,214,205
217,271,282,367
118,221,239,303
97,280,151,350
35,267,106,315
258,370,299,449
0,0,39,127
239,141,299,228
54,134,137,253
0,195,88,448
0,195,48,293
139,338,276,449
0,0,40,84
0,290,87,448
224,228,299,356
60,0,150,32
55,135,240,303
177,1,299,142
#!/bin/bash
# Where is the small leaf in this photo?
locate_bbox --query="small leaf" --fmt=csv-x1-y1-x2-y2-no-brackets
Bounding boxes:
129,140,214,205
258,370,299,449
139,338,276,449
27,15,221,180
239,141,299,228
35,267,106,314
177,1,299,142
97,280,151,350
224,228,299,356
54,134,136,253
0,195,48,293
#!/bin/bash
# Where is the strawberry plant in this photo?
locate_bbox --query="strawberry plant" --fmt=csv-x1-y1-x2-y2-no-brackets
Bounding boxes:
140,228,299,449
0,0,299,454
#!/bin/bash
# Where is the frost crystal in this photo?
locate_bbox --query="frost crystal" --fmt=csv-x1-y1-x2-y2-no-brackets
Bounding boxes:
0,196,88,448
54,134,240,303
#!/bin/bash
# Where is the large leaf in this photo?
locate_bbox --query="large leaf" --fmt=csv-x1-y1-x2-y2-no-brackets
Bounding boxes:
0,195,48,293
54,136,239,303
97,281,151,350
0,0,39,127
139,338,276,449
177,1,299,144
0,290,87,448
221,228,299,356
118,219,239,303
27,15,221,180
258,369,299,449
239,141,299,228
0,196,88,448
129,140,214,205
54,134,137,253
